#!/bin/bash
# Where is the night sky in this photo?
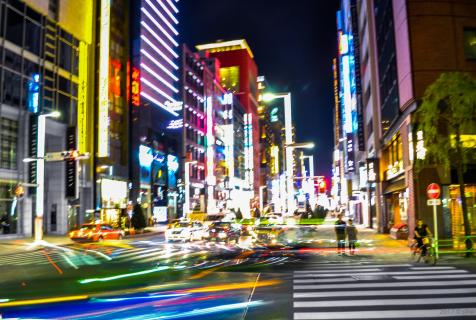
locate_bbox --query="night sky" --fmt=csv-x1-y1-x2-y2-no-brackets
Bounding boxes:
180,0,340,177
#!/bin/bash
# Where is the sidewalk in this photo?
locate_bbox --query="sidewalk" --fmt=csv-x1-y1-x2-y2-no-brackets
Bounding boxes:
320,216,476,263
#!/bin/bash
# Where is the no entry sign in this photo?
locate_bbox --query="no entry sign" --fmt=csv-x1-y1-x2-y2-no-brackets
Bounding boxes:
426,183,441,199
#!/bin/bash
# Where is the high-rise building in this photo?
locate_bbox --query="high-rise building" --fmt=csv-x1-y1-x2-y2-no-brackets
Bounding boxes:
94,0,131,227
349,0,476,242
196,40,260,201
335,0,369,226
0,0,95,237
130,0,181,223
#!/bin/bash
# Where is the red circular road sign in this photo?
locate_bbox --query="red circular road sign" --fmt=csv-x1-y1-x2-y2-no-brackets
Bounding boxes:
426,183,441,199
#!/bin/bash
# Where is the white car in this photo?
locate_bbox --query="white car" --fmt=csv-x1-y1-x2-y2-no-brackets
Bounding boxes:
166,221,205,242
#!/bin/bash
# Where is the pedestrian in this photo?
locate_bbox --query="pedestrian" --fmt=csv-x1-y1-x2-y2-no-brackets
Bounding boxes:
346,218,358,255
334,214,346,254
1,214,10,234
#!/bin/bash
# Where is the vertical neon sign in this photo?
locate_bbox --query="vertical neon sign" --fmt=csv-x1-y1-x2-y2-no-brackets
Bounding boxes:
78,41,88,154
131,66,141,106
27,74,40,114
98,0,111,157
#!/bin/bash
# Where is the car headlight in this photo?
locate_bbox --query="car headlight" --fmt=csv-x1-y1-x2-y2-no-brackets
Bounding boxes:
218,232,227,238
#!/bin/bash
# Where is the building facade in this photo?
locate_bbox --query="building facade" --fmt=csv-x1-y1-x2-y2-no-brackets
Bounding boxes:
196,40,260,203
129,0,182,223
0,0,95,237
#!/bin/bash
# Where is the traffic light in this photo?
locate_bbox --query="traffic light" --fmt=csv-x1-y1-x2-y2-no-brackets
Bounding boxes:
318,179,327,194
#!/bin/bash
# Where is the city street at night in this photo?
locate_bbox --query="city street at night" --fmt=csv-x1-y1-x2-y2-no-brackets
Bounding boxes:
1,0,476,319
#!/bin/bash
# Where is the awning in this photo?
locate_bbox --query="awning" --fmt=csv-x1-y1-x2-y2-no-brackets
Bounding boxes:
383,178,407,194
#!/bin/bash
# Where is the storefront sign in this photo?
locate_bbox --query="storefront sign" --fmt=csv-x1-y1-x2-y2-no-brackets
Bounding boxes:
98,0,111,157
28,115,38,195
416,130,426,160
367,158,379,183
78,41,88,154
131,66,140,106
65,127,78,199
345,133,355,173
27,74,40,114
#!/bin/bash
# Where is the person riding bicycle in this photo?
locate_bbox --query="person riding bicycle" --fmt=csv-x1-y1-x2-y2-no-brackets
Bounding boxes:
414,219,432,256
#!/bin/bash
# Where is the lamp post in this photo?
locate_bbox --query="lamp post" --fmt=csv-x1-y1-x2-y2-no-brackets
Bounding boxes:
30,111,61,241
184,160,197,218
263,92,293,215
284,142,315,214
301,154,315,206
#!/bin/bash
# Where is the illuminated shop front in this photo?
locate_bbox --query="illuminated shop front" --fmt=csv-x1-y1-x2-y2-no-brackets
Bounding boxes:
100,179,128,227
139,145,180,223
442,185,476,247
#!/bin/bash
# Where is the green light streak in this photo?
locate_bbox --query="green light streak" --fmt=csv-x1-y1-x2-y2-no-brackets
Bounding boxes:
79,266,170,284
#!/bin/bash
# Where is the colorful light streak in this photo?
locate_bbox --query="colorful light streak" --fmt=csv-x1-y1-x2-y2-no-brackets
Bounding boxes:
0,295,89,308
79,266,170,284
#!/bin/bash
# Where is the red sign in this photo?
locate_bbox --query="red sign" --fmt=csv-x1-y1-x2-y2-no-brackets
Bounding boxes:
131,67,141,106
426,183,441,199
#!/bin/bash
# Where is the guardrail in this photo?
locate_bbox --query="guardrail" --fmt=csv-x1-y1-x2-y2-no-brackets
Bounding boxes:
435,235,475,255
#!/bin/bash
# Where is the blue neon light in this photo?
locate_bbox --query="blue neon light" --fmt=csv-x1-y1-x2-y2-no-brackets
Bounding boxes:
28,73,40,114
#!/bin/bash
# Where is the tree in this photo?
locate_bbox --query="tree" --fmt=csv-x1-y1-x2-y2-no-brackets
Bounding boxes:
131,204,147,230
416,72,476,256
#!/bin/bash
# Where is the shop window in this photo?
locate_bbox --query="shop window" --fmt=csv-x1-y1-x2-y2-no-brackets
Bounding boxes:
464,28,476,60
72,48,79,75
24,19,41,55
5,7,24,47
0,117,18,170
2,70,22,107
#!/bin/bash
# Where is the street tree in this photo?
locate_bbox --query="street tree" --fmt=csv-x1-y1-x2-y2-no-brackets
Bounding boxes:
416,72,476,255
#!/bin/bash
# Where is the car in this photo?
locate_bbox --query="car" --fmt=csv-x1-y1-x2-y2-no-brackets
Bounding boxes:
238,218,256,236
203,214,225,228
165,221,205,242
69,223,124,242
253,225,285,246
259,213,284,225
206,221,241,243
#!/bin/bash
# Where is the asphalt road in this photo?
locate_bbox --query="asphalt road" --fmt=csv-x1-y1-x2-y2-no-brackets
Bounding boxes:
1,228,476,319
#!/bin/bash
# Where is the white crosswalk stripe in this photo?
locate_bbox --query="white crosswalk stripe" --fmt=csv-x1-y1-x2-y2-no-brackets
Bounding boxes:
293,262,476,319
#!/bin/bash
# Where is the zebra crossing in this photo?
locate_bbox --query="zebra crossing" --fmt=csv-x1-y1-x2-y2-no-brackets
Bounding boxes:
292,260,476,319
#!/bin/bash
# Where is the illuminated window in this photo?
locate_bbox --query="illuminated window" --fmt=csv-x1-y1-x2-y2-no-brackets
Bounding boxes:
0,118,18,170
220,66,240,92
464,28,476,60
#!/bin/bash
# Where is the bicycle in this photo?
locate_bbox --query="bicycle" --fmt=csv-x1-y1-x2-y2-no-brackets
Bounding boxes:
416,237,437,265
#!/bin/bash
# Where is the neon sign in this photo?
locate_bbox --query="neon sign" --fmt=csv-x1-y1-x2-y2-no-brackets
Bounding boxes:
27,74,40,114
98,0,111,157
131,66,141,106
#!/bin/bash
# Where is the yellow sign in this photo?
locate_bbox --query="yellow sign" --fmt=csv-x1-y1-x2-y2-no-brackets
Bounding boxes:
78,41,88,154
98,0,110,157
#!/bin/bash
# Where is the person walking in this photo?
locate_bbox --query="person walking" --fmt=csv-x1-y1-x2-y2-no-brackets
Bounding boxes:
335,214,346,254
346,218,358,255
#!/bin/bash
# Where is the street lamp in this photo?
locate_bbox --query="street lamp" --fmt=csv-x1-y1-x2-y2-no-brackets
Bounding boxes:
263,92,294,215
284,142,315,214
32,111,61,241
184,160,198,218
301,154,316,206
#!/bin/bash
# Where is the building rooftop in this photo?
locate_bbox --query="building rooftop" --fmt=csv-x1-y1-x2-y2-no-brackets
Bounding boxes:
195,39,254,58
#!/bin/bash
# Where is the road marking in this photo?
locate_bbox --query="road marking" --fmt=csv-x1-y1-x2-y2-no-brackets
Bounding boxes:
294,268,381,274
294,296,476,308
294,278,357,284
393,274,476,280
293,279,476,290
294,287,476,298
301,264,413,269
293,269,468,278
294,308,476,319
409,266,456,270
